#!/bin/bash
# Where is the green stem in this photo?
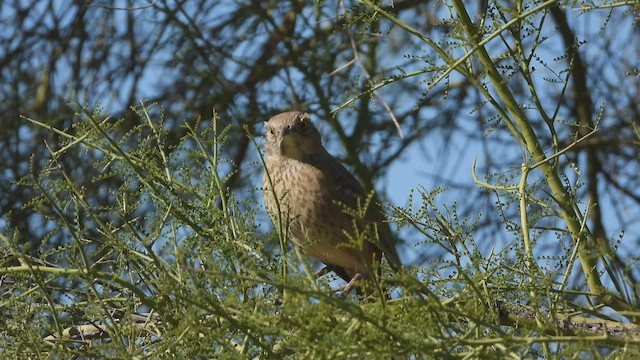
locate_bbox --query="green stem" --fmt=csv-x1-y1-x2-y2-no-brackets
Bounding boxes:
450,0,632,312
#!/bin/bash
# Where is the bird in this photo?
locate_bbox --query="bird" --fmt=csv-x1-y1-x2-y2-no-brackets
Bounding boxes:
262,111,400,296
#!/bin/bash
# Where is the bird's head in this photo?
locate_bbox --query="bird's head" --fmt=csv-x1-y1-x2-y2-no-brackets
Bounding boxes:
264,111,324,160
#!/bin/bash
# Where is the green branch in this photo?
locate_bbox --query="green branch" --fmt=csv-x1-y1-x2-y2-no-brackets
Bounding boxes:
450,0,633,313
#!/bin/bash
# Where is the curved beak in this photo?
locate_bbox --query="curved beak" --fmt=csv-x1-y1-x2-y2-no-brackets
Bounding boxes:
277,126,292,150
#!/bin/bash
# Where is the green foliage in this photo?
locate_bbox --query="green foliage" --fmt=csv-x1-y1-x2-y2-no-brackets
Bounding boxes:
0,100,635,358
2,0,640,358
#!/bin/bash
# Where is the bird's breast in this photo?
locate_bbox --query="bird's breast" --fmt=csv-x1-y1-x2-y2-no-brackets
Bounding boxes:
263,158,347,248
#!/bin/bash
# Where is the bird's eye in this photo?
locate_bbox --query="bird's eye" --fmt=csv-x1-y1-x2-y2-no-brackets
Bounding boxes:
267,129,275,137
300,120,308,129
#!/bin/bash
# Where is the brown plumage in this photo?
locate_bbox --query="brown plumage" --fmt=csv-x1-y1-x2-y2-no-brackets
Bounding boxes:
262,111,400,294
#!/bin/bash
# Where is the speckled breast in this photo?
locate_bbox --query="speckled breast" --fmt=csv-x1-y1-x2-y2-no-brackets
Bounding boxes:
263,158,349,250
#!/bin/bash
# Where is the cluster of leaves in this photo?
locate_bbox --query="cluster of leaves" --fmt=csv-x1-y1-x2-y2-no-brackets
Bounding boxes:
1,0,640,358
0,101,636,358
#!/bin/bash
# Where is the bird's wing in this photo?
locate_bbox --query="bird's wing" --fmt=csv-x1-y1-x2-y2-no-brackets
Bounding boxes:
326,158,367,209
311,153,401,270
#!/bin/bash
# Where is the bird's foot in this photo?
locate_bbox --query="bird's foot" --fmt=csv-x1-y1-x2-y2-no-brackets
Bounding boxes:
314,266,331,278
339,272,363,299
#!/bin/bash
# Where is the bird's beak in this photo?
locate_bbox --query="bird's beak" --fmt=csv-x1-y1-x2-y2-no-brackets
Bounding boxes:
277,126,292,149
277,126,304,159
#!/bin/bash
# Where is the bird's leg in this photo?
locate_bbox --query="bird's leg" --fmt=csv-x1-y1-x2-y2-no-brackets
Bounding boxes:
315,266,366,298
339,272,363,299
314,266,331,278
